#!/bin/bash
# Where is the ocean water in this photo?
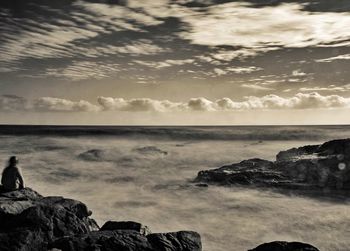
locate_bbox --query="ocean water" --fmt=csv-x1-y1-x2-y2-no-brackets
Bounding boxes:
0,126,349,251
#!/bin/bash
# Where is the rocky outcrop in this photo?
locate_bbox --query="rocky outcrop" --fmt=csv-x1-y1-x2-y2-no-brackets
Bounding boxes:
134,146,168,156
195,139,350,191
0,187,201,251
249,241,319,251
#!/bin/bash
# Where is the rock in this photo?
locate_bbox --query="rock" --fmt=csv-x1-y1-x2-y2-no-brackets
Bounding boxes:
194,183,208,188
195,139,350,192
0,188,202,251
316,138,350,156
134,146,168,156
50,230,154,251
276,145,319,162
0,188,95,250
100,221,151,235
50,230,202,251
248,241,319,251
147,231,202,251
196,158,294,188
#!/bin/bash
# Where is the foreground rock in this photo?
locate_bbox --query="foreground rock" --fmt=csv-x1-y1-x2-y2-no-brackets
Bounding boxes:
249,241,319,251
0,187,201,251
195,139,350,191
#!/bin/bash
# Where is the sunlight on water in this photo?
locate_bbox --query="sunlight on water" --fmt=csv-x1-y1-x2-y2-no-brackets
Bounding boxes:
0,127,349,251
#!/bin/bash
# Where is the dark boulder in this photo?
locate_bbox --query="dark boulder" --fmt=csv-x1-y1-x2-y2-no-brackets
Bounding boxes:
248,241,319,251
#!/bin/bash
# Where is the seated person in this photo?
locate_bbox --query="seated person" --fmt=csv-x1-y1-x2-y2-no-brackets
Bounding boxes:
1,156,25,191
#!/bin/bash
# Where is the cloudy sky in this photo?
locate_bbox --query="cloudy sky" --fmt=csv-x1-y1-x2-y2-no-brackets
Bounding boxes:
1,0,350,125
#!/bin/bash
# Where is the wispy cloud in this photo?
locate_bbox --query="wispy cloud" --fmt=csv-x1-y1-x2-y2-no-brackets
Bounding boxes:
241,84,275,91
134,59,195,69
45,61,120,81
315,54,350,63
300,85,350,92
1,0,350,85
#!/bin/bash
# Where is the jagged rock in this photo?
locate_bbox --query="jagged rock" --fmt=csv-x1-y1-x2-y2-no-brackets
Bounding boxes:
195,139,350,191
0,188,202,251
248,241,319,251
0,188,95,251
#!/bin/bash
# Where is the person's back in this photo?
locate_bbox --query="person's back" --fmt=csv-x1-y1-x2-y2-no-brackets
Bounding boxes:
1,156,24,191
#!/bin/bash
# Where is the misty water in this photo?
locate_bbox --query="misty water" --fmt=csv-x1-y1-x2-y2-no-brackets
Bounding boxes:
0,126,349,251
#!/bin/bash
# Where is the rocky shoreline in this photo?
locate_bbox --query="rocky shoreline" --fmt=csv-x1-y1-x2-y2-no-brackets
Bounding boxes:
0,187,201,251
0,187,321,250
195,138,350,193
2,139,344,250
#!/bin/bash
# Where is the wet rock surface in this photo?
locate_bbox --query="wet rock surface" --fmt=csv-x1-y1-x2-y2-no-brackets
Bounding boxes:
0,187,201,251
196,139,350,192
249,241,319,251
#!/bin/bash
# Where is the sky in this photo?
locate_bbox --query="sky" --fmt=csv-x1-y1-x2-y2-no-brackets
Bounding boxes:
1,0,350,125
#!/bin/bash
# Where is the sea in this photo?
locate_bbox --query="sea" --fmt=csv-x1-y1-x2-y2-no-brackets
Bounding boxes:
0,125,349,251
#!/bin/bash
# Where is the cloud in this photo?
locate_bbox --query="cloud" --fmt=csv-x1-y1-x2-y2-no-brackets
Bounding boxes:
33,97,100,112
209,47,278,62
179,2,350,48
250,92,350,109
241,84,275,91
97,93,350,112
134,59,194,69
3,93,350,114
0,2,166,71
187,97,215,111
292,70,307,77
0,95,27,111
97,96,184,112
212,66,262,76
300,85,350,92
315,54,350,63
45,61,120,81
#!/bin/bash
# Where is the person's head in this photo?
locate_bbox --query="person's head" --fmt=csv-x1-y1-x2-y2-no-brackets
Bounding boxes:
8,156,18,166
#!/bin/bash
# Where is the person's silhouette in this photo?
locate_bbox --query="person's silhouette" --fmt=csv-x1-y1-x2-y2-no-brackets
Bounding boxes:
1,156,25,191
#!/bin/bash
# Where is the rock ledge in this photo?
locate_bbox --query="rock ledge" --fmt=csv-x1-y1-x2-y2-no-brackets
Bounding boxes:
0,187,201,251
